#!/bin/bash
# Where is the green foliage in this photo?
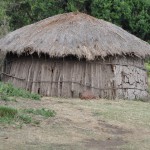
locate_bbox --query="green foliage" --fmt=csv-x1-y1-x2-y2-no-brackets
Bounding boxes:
6,0,65,30
66,0,92,13
0,0,150,42
24,108,56,117
145,63,150,76
0,0,10,37
0,82,41,100
91,0,150,41
145,63,150,71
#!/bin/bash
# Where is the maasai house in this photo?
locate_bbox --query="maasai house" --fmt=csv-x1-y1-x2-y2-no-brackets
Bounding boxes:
0,12,150,100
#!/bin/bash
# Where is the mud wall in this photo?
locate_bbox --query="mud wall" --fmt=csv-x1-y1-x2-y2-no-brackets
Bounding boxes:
2,54,148,100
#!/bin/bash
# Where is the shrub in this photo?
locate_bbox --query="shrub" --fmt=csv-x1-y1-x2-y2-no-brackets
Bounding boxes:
145,63,150,74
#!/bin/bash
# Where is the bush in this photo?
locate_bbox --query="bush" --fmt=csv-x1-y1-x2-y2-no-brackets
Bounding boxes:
145,63,150,76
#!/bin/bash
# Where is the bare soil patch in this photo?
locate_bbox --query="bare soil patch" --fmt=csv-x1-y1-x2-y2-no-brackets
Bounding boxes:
0,97,150,150
84,138,126,150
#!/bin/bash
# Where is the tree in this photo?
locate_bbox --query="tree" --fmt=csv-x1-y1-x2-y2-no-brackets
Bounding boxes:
91,0,150,42
2,0,150,42
0,1,10,38
6,0,66,30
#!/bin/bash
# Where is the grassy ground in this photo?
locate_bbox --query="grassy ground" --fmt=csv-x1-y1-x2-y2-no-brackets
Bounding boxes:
0,97,150,150
0,105,55,125
0,82,40,101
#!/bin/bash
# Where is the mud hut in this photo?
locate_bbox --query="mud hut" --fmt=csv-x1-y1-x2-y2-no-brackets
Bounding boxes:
0,12,150,100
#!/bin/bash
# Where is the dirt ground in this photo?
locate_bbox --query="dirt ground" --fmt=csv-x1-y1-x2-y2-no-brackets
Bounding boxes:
0,97,150,150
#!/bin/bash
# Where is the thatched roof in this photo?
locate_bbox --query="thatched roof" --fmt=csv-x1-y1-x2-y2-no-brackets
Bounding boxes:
0,12,150,60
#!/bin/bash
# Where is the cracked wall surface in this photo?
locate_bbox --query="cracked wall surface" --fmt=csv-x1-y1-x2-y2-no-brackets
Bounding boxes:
112,57,148,100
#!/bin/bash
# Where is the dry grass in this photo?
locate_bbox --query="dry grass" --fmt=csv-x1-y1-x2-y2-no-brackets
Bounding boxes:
0,97,150,150
0,12,150,60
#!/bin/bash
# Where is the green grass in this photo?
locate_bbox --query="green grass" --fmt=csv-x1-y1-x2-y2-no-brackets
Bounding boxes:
0,106,18,123
0,106,56,125
24,108,56,117
0,106,32,124
1,98,150,149
0,82,41,100
91,100,150,128
18,114,32,124
0,106,18,117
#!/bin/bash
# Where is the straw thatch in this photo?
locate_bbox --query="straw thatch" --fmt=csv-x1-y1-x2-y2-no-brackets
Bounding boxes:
0,12,150,60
